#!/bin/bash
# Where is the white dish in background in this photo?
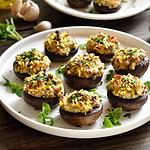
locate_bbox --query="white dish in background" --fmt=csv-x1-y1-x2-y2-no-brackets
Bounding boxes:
0,26,150,139
44,0,150,20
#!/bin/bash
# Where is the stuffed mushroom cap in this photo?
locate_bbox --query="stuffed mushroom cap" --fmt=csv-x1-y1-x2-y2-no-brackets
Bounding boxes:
64,53,104,80
44,31,78,56
23,71,64,99
94,0,121,9
14,49,51,76
86,32,119,57
59,89,101,114
107,74,147,99
112,47,147,71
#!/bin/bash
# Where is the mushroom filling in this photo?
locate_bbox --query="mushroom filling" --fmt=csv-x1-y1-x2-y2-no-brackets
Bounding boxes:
14,49,50,75
59,90,101,114
44,31,78,56
86,32,119,55
94,0,121,9
112,48,146,70
107,74,147,99
23,71,64,98
65,53,104,79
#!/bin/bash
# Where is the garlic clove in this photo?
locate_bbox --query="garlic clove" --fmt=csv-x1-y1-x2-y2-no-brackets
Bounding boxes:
34,21,52,32
10,0,23,17
18,0,40,22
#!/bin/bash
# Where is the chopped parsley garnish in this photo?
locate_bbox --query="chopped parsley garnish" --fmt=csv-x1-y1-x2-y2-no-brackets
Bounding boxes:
79,44,86,50
126,48,137,55
38,102,54,126
3,76,23,97
106,70,115,81
103,107,122,128
55,65,65,78
95,37,105,44
0,18,23,42
144,81,150,94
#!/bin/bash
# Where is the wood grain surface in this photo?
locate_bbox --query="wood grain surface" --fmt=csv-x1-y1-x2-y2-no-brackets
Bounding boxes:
0,1,150,150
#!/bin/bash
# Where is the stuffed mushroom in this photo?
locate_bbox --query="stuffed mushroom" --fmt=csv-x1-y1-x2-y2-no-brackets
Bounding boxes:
93,0,121,13
23,71,64,109
107,74,148,111
86,32,119,62
44,31,78,62
112,47,149,77
67,0,92,8
59,89,103,126
64,53,104,90
13,49,51,80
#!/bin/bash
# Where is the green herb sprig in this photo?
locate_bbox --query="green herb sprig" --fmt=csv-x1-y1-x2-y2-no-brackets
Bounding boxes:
144,81,150,94
79,44,86,50
3,76,23,97
38,102,54,126
0,18,23,42
56,65,65,78
106,70,115,82
103,107,122,128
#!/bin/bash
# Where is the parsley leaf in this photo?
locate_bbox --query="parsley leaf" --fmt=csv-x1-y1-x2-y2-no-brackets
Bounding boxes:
79,44,86,50
3,76,23,97
103,107,122,128
144,81,150,94
0,18,23,42
55,65,65,78
38,102,54,126
106,70,115,82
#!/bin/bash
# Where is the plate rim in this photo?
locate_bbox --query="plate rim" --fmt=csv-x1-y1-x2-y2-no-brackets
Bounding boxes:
0,26,150,138
44,0,150,20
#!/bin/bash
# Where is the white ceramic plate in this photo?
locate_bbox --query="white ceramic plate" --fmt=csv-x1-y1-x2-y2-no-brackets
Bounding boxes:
44,0,150,20
0,26,150,139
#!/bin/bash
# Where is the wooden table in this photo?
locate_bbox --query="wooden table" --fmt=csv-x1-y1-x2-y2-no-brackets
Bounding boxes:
0,1,150,149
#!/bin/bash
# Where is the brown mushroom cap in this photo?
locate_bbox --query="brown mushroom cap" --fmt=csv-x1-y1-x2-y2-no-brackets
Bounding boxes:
107,90,148,111
23,91,59,109
64,68,102,90
45,47,78,62
93,2,121,14
67,0,92,8
114,56,149,77
60,104,103,126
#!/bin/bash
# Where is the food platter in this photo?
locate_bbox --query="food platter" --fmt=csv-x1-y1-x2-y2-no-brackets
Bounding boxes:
44,0,150,20
0,26,150,138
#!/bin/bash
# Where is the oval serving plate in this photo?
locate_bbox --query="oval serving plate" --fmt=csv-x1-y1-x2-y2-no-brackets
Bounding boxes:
44,0,150,20
0,26,150,138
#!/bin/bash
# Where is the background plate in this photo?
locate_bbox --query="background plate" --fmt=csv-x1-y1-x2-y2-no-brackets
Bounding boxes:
44,0,150,20
0,26,150,138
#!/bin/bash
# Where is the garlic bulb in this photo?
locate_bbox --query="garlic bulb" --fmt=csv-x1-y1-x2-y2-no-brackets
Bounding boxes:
18,0,40,22
34,21,52,32
10,0,23,17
